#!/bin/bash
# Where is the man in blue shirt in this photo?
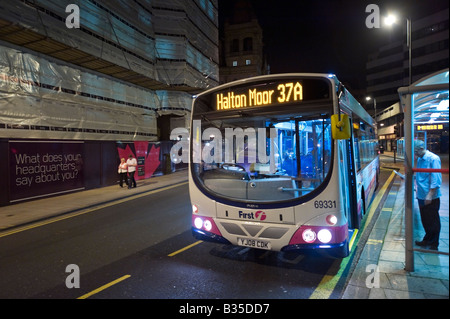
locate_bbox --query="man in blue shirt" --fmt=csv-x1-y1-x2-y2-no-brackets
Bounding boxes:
414,140,442,250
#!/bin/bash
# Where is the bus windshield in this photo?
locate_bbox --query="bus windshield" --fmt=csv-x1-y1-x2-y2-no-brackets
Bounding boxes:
191,77,333,203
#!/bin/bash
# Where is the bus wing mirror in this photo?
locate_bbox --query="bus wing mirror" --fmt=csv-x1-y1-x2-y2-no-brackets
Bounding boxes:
331,114,351,140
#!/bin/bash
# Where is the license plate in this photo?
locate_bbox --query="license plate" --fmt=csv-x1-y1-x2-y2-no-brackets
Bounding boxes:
237,238,271,250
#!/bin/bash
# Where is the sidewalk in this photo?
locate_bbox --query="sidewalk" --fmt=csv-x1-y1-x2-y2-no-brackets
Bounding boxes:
0,170,189,231
342,155,449,299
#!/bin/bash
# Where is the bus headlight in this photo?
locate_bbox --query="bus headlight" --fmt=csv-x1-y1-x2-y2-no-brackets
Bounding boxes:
192,216,222,237
318,229,332,244
194,217,203,229
302,229,316,243
203,219,213,232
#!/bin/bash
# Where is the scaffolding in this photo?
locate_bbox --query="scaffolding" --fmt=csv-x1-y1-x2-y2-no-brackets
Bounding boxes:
0,0,219,141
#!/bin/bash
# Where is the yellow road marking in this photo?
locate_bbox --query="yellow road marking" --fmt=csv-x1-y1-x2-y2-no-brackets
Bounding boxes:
348,229,358,251
367,239,384,245
309,171,396,299
0,182,188,238
77,275,131,299
168,240,203,257
309,261,345,299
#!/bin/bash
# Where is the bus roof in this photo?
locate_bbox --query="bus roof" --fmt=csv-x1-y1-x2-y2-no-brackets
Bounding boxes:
197,73,335,97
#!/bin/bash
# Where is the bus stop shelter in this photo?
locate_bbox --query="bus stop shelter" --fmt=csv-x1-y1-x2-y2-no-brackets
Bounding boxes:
398,68,449,272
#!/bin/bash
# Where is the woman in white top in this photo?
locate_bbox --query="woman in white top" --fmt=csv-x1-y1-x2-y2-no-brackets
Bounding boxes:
118,158,128,188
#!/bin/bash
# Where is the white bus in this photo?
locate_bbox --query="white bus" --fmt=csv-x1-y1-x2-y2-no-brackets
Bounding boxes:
189,74,379,258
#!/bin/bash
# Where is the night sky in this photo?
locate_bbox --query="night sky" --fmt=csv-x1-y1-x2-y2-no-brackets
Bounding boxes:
219,0,449,92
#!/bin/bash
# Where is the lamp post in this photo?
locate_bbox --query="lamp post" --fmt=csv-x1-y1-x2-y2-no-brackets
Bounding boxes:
365,96,377,118
385,13,414,272
366,96,379,152
366,96,377,136
384,14,412,85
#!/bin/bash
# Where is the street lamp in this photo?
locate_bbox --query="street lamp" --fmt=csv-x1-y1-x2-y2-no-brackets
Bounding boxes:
366,96,377,118
365,96,377,118
366,97,378,148
384,14,398,26
384,13,412,85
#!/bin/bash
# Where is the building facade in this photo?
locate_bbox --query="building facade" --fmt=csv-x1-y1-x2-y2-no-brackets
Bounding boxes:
366,8,449,111
375,102,404,152
0,0,219,205
219,0,267,84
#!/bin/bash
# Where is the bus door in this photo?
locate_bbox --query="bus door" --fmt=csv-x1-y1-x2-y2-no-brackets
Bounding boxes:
335,112,359,230
346,127,360,229
337,139,351,228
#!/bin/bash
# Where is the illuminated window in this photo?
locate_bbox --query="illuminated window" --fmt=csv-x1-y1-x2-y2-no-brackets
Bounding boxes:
246,60,251,65
232,61,237,67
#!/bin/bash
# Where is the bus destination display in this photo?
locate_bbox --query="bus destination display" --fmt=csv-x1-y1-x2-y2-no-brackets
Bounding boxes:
216,82,303,111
